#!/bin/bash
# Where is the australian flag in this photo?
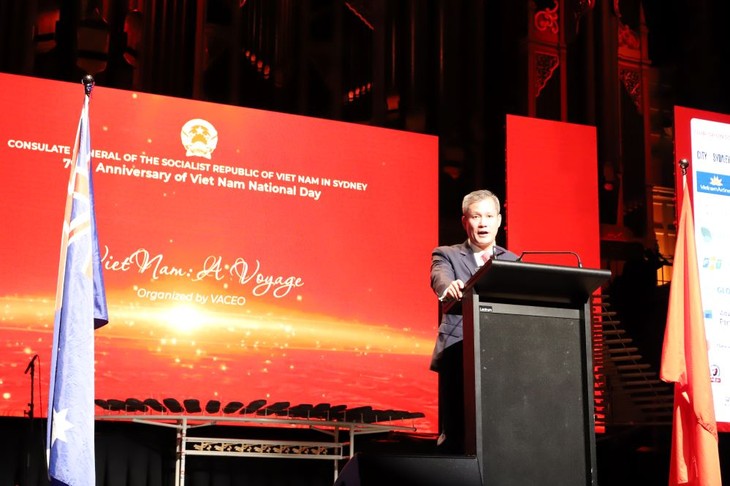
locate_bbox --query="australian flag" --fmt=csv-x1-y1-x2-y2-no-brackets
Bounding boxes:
47,84,108,485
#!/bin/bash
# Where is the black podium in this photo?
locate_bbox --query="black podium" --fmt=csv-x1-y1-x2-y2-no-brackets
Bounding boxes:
457,259,609,486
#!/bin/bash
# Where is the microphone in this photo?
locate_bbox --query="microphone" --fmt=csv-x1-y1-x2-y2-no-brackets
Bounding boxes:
518,250,583,268
24,354,38,374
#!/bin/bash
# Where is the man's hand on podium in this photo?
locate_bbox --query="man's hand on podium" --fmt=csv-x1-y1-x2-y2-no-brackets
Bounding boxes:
439,279,465,302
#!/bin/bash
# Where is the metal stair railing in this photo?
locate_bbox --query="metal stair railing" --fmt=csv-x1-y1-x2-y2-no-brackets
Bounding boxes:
591,295,673,427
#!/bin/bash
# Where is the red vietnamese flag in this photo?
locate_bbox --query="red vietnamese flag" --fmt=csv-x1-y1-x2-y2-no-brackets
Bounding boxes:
660,175,721,486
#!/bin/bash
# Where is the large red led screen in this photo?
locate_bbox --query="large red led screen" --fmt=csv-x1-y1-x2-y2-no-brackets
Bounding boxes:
505,115,600,270
504,115,602,433
0,73,439,431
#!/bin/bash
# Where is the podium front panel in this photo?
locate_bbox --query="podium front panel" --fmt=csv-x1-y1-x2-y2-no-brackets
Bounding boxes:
467,302,594,486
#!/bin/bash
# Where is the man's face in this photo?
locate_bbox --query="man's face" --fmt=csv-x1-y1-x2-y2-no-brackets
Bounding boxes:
462,197,502,251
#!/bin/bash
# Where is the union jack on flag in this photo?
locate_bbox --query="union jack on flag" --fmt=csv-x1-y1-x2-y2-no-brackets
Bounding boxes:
47,83,108,486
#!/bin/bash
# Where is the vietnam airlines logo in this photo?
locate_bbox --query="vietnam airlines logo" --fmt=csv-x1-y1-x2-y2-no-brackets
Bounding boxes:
697,171,730,196
181,119,218,159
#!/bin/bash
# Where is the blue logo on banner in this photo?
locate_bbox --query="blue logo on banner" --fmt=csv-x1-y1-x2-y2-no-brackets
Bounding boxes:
696,171,730,196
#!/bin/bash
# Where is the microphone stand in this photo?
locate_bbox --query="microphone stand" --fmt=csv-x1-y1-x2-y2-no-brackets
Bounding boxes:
24,354,38,486
24,354,37,421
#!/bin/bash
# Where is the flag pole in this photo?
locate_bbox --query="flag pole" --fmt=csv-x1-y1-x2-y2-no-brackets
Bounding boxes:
47,73,109,486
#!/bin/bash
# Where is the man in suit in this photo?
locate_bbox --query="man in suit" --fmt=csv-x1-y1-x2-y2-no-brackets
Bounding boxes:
430,189,518,453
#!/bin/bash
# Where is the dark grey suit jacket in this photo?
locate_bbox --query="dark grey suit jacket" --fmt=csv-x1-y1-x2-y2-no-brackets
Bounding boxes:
430,241,518,370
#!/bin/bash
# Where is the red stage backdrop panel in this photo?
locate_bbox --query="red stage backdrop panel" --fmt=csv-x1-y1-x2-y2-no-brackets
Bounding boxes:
675,105,730,432
0,73,439,432
505,115,600,270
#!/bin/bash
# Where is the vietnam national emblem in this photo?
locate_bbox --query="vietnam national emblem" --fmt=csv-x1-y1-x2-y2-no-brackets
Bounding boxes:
181,119,218,159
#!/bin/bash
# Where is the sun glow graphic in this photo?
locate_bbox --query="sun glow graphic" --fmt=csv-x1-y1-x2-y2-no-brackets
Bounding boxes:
163,305,206,333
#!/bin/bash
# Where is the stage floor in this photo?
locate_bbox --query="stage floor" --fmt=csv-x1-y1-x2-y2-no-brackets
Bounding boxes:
0,417,702,486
